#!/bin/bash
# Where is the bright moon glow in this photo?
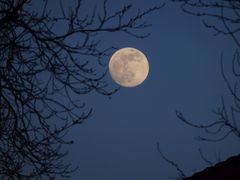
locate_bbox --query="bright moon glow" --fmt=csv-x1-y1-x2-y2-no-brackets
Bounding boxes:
109,47,149,87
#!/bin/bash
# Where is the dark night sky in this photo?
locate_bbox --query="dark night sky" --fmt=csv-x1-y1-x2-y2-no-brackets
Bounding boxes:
44,0,240,179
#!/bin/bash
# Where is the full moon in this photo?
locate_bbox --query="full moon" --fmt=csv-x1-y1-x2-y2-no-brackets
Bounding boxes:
109,47,149,87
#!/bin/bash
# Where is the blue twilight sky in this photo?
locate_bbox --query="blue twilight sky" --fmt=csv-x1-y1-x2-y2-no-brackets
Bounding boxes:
44,0,240,179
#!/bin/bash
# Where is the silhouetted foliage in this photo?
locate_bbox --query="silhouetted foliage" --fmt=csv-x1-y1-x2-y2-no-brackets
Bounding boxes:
158,1,240,179
0,0,163,178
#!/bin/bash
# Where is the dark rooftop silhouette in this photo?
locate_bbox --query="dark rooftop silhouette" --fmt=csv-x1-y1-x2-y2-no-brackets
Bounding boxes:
183,154,240,180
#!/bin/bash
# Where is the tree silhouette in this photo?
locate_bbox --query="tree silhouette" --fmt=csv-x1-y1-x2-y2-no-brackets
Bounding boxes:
173,0,240,143
0,0,164,178
158,0,240,179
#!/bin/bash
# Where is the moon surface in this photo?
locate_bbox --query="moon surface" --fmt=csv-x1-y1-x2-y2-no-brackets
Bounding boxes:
109,48,149,87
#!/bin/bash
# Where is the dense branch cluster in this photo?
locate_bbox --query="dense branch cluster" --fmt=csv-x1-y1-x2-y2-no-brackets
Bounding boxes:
0,0,163,178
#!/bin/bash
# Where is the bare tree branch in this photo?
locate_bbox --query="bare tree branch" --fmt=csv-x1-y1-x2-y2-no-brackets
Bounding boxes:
162,1,240,178
198,148,213,166
0,0,164,178
157,143,186,179
172,0,240,47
